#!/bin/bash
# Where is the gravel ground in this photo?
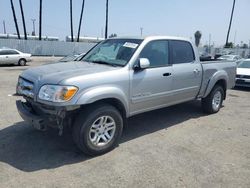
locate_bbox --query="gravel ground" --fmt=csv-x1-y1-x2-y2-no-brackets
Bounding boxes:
0,57,249,188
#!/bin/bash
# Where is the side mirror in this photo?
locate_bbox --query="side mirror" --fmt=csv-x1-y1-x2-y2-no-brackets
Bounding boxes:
134,58,150,70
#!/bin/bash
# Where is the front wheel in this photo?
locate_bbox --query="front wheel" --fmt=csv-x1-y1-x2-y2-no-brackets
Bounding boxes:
72,104,123,156
18,59,26,66
202,85,224,114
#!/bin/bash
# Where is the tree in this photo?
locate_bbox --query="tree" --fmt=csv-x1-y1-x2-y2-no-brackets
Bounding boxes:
224,42,234,48
194,31,202,47
109,33,117,38
10,0,20,39
19,0,27,40
77,0,85,42
70,0,74,42
39,0,42,40
105,0,109,39
242,43,248,49
225,0,236,47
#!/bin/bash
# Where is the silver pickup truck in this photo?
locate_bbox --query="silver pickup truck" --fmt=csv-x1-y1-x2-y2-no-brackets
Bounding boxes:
16,36,236,155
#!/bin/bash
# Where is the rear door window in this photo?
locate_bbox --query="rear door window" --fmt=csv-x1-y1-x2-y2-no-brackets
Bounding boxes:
170,41,195,64
6,50,19,55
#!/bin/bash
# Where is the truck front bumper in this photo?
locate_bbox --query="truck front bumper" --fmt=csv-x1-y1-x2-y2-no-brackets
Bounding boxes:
16,100,48,130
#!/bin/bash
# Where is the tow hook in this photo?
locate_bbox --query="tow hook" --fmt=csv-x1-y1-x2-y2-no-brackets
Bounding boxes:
56,109,66,136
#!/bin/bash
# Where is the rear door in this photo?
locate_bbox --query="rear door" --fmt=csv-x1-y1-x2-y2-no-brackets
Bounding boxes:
130,40,173,115
169,40,202,102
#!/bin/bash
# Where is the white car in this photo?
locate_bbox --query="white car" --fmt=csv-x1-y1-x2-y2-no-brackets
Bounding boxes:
235,59,250,87
218,55,241,61
0,49,31,66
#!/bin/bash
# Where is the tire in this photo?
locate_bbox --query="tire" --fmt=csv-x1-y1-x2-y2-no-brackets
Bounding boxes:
18,59,26,66
72,103,123,156
202,85,224,114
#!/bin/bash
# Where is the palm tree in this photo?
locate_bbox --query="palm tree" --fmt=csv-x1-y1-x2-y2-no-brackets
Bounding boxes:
77,0,85,42
194,31,202,47
70,0,74,42
39,0,42,40
225,0,236,47
19,0,27,40
105,0,109,39
10,0,20,39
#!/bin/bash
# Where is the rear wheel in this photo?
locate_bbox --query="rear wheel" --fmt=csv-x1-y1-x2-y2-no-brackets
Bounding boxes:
202,85,224,114
72,104,123,156
18,59,26,66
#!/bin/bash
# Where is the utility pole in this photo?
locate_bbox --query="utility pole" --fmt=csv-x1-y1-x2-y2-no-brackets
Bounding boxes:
101,28,103,38
3,21,6,34
233,30,237,45
140,27,143,37
208,33,211,54
31,19,36,36
225,0,236,47
105,0,109,39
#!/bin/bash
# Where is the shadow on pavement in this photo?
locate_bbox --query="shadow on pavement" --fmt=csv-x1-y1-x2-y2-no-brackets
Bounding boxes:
0,100,205,172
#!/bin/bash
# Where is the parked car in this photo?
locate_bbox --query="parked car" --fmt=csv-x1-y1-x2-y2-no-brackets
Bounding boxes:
235,59,250,87
0,48,31,66
217,55,241,61
16,36,236,156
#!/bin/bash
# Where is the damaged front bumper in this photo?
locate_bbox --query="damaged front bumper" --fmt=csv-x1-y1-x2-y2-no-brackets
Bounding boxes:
16,99,79,134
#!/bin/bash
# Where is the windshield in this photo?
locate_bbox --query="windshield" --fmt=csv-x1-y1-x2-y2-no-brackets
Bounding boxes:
82,39,143,66
238,61,250,68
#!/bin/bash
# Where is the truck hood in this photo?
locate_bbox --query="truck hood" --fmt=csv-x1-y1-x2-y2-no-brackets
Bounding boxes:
21,61,119,84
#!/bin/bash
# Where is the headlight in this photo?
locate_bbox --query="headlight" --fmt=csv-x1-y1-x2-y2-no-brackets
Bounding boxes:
38,85,78,102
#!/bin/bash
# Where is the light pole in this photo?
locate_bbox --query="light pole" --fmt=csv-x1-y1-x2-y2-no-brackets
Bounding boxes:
31,19,36,36
140,27,143,37
3,20,6,34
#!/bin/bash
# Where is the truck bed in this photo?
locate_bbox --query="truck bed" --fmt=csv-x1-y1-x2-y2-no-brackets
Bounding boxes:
198,61,236,97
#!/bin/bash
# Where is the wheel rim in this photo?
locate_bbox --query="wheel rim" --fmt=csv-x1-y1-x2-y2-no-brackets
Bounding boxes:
20,60,25,66
89,116,116,147
212,91,222,111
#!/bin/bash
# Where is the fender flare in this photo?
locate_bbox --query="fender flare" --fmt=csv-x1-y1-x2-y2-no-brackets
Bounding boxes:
204,70,229,98
76,86,129,116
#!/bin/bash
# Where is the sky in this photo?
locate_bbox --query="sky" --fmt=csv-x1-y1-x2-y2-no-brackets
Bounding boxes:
0,0,249,46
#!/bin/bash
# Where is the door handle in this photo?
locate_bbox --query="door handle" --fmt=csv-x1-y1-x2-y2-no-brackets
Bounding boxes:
193,69,200,74
163,73,171,77
6,56,8,58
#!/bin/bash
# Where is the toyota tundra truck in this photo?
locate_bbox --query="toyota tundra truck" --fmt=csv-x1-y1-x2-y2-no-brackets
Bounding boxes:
16,36,236,156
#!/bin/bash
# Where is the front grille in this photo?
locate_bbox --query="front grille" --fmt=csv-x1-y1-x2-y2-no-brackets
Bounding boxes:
236,74,250,79
16,77,34,98
236,79,250,85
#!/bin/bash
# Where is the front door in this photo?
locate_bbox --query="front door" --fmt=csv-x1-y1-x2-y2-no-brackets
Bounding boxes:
130,40,173,115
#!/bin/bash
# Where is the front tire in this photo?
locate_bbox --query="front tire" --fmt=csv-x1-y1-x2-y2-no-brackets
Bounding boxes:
18,59,26,66
72,104,123,156
202,85,224,114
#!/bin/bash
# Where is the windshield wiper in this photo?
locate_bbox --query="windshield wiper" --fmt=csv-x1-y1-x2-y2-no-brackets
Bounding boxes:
91,60,121,67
